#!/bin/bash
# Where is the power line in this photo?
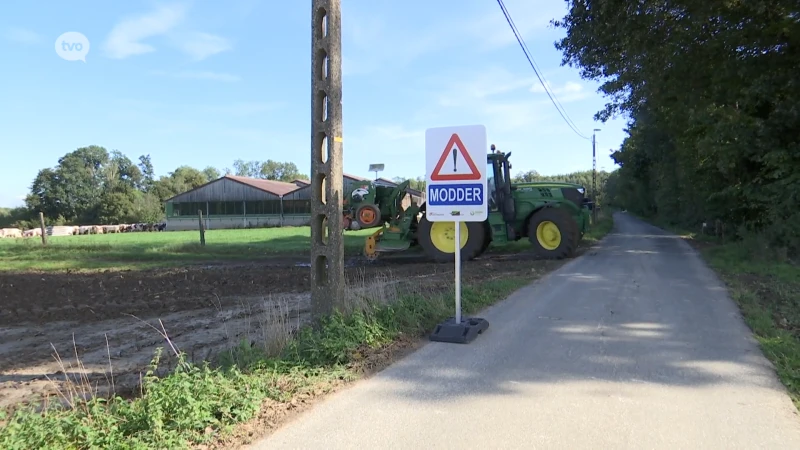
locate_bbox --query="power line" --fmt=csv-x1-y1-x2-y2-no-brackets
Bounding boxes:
495,0,590,140
497,0,583,135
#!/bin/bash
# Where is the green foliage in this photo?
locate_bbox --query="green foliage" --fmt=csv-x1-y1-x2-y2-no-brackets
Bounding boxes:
0,207,28,228
13,148,307,228
553,0,800,255
0,349,267,449
231,159,303,182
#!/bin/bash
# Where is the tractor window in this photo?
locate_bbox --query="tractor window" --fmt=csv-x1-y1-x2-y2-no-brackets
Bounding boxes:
487,160,498,211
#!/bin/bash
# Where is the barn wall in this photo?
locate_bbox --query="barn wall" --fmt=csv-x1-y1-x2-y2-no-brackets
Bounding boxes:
165,181,313,230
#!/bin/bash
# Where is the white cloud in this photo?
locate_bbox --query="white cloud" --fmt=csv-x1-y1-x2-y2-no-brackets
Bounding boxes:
168,31,232,61
531,80,588,103
4,27,42,44
467,0,566,51
103,4,231,61
106,98,283,127
411,67,554,133
531,80,581,95
103,4,187,59
341,0,565,75
342,12,449,76
344,65,598,159
150,69,241,82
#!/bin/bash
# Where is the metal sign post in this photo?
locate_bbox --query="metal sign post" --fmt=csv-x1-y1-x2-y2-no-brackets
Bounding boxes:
425,124,490,344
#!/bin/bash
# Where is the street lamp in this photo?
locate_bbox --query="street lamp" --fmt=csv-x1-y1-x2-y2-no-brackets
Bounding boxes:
592,128,601,222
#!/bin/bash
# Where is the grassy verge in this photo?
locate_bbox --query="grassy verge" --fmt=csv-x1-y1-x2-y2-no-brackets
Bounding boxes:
0,215,614,449
635,214,800,408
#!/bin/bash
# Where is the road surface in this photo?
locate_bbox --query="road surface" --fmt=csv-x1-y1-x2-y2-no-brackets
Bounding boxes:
250,212,800,449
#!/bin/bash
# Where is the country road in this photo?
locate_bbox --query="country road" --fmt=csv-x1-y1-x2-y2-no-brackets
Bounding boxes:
250,212,800,449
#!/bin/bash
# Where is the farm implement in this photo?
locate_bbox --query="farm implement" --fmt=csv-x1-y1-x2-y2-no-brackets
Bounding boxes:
342,146,594,262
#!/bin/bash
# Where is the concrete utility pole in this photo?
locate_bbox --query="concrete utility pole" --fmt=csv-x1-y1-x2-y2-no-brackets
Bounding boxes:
592,128,600,223
310,0,345,319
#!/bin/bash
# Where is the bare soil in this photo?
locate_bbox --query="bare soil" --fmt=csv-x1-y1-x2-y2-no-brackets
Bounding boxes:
0,252,565,412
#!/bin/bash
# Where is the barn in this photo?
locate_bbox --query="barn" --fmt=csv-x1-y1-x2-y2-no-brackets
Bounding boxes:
164,174,426,231
164,175,311,231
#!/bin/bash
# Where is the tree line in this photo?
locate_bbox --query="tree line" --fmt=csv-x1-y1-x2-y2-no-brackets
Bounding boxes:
1,146,305,229
553,0,800,255
0,145,612,231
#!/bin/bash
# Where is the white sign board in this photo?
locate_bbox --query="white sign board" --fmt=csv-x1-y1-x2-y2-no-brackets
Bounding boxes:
425,125,488,222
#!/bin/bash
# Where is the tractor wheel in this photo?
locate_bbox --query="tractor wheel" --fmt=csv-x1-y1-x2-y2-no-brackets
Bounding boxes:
355,204,382,228
527,207,579,259
417,216,485,262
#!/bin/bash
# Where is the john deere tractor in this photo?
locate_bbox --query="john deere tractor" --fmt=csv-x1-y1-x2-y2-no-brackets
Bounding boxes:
346,145,594,262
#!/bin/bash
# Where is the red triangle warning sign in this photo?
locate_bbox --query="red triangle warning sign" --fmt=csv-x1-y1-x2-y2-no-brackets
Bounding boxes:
430,133,482,181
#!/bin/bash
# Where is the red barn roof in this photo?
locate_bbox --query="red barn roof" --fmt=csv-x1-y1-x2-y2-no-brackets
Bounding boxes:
225,175,301,196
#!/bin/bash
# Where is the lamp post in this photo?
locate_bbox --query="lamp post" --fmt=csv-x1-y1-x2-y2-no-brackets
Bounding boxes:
592,128,600,223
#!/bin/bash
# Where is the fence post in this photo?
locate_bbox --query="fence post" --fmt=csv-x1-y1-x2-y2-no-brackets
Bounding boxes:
198,210,206,246
38,212,47,246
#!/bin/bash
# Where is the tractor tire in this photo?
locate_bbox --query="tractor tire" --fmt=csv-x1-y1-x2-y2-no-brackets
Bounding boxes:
355,204,382,228
417,216,486,263
527,207,579,259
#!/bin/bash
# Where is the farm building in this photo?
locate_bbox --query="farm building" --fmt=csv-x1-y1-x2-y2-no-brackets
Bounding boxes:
164,174,426,231
165,175,311,231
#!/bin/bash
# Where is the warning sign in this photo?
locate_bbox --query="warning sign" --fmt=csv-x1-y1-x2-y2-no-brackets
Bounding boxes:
425,125,487,222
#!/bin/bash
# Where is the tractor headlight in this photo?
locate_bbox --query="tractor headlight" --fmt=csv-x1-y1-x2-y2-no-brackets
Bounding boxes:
577,187,585,195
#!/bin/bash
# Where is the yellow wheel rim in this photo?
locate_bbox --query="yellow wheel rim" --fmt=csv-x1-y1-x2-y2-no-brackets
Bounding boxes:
536,220,561,250
430,222,468,254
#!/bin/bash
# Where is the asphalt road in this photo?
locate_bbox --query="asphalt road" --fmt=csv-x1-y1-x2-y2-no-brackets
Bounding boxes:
250,212,800,449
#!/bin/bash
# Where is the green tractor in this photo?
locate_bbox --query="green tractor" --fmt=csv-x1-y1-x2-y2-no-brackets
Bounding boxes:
348,145,594,262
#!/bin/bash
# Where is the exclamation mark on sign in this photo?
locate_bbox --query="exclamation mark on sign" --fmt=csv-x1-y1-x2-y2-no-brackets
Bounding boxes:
452,147,457,172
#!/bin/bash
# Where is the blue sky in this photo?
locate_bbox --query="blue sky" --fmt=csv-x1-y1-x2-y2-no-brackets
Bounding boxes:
0,0,627,207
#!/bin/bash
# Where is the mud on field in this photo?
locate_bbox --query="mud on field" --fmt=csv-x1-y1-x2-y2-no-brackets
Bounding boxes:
0,253,566,411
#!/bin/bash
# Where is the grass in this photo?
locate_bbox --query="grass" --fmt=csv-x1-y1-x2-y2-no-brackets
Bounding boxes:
0,227,376,272
0,213,612,273
637,214,800,408
0,215,615,449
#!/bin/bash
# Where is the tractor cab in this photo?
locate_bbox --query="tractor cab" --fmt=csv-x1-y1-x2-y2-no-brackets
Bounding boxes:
487,145,517,223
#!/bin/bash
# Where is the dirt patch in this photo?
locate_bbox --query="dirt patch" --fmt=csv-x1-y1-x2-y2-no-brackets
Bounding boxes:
0,250,570,413
0,264,312,326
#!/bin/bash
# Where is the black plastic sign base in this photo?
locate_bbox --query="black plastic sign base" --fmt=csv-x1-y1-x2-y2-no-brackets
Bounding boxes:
429,316,490,344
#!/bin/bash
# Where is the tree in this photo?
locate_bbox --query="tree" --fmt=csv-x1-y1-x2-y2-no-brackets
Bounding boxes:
231,159,301,182
553,0,800,253
138,154,156,192
202,166,221,182
259,160,301,182
25,146,111,223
